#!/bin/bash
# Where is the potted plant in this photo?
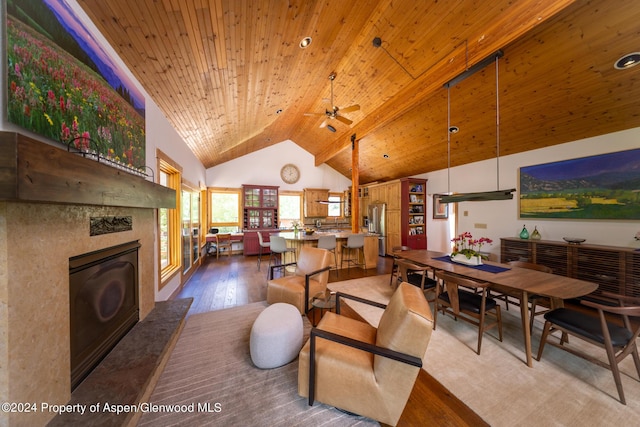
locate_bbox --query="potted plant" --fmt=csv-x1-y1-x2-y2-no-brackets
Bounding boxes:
450,232,492,265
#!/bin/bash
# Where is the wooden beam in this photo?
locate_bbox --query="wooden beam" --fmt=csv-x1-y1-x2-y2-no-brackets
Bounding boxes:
351,134,359,233
0,132,176,209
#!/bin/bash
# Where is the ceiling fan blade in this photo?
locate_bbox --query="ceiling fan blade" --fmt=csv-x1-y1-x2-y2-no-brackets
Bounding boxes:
304,112,324,116
339,104,360,113
319,120,328,128
335,115,353,126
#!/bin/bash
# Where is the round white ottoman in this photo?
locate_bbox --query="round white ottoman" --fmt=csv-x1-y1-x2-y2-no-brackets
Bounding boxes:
250,303,303,369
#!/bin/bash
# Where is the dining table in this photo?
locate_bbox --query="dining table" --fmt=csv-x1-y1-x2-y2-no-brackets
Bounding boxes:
394,249,598,367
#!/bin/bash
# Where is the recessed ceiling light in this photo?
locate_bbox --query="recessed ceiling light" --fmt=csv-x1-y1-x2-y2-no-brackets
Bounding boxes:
383,154,389,158
614,52,640,70
449,126,459,133
276,109,283,114
299,37,312,49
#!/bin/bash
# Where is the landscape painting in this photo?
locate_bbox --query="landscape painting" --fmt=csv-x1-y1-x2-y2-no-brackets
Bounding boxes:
519,148,640,220
6,0,146,168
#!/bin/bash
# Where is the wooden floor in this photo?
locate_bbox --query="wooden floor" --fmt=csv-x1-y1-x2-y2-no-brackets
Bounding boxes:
176,252,488,427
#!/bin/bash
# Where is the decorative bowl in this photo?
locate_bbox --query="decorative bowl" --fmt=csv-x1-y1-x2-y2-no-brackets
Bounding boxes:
563,237,586,244
304,229,315,235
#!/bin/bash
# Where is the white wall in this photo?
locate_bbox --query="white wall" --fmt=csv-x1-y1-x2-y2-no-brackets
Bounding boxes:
206,139,352,191
422,127,640,260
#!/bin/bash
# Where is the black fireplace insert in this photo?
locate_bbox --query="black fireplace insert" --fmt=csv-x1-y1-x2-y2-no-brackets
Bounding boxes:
69,241,140,390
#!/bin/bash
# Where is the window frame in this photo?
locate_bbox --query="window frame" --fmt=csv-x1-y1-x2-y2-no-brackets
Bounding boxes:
278,190,303,228
157,149,182,289
208,187,242,232
327,192,344,218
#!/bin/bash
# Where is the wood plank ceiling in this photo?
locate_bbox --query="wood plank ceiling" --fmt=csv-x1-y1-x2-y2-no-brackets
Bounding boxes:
77,0,640,184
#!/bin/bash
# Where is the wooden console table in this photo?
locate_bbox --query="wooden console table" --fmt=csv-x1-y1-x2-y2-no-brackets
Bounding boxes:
500,237,640,298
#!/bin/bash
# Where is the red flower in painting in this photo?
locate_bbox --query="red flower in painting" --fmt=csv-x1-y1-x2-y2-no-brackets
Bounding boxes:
61,122,70,141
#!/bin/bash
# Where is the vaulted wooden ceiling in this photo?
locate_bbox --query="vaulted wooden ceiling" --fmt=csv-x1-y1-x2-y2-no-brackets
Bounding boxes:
77,0,640,184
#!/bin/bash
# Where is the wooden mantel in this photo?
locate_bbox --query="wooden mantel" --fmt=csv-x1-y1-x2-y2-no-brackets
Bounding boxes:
0,132,175,209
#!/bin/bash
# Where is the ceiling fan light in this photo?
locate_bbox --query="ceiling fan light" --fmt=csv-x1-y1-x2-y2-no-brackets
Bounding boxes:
614,52,640,69
299,37,312,49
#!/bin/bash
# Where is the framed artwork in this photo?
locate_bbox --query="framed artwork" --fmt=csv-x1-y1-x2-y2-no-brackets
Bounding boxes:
6,0,146,169
433,194,448,219
519,148,640,220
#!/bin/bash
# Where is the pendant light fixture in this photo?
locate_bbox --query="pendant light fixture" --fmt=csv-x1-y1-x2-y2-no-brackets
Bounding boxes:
440,51,515,203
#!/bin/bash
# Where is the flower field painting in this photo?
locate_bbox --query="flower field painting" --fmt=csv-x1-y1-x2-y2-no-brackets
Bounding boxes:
6,0,145,168
519,148,640,220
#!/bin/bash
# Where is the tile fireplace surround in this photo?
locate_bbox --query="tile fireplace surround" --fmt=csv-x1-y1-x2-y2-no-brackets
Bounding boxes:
0,201,156,426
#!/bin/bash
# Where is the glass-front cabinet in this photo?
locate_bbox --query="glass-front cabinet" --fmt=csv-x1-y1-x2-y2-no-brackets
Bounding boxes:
242,184,279,255
242,185,279,230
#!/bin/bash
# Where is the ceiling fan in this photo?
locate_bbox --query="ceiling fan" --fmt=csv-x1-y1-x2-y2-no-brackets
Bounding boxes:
304,73,360,132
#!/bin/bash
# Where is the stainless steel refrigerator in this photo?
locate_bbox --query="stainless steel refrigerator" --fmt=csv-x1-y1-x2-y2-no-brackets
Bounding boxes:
368,202,386,256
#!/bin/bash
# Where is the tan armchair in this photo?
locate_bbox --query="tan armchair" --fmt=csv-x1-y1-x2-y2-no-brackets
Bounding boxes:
266,246,331,315
298,282,433,426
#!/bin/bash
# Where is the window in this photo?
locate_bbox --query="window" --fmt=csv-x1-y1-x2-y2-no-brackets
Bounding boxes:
279,192,302,228
157,150,182,288
327,193,343,217
209,188,241,233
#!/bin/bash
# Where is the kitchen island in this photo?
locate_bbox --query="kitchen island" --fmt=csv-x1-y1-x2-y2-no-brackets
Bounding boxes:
271,231,379,269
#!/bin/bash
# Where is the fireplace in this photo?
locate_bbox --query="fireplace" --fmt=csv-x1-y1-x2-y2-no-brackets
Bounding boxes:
69,241,141,389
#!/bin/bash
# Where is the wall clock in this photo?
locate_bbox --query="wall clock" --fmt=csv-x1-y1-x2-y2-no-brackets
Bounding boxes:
280,163,300,184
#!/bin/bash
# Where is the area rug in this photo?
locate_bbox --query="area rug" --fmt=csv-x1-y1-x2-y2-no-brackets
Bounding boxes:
137,301,378,426
331,275,640,427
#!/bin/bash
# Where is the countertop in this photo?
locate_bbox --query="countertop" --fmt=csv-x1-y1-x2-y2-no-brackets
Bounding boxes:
272,231,380,241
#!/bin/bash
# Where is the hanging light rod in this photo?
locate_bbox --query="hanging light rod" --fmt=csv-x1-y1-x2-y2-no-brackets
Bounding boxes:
440,189,515,204
316,200,344,204
444,50,503,88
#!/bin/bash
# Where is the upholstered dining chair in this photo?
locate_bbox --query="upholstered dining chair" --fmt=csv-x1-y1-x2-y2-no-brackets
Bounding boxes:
389,245,411,287
215,233,232,258
298,281,433,426
495,260,554,331
266,246,331,314
256,231,270,270
508,261,554,331
396,259,437,302
537,291,640,405
434,271,503,355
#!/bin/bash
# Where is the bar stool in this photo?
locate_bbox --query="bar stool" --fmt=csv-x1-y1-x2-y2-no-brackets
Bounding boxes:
257,231,270,271
317,235,338,277
268,235,296,278
340,234,365,271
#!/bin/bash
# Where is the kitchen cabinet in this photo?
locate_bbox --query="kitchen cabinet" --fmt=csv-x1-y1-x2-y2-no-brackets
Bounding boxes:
386,210,402,254
401,178,427,249
385,181,401,210
500,237,640,298
304,188,329,217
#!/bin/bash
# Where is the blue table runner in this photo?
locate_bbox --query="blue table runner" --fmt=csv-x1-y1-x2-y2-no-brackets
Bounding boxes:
433,255,511,274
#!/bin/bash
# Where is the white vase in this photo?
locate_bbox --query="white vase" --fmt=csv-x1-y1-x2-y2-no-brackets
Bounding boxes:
451,253,483,266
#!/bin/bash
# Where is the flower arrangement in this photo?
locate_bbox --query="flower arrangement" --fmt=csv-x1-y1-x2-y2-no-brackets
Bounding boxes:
451,232,493,259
